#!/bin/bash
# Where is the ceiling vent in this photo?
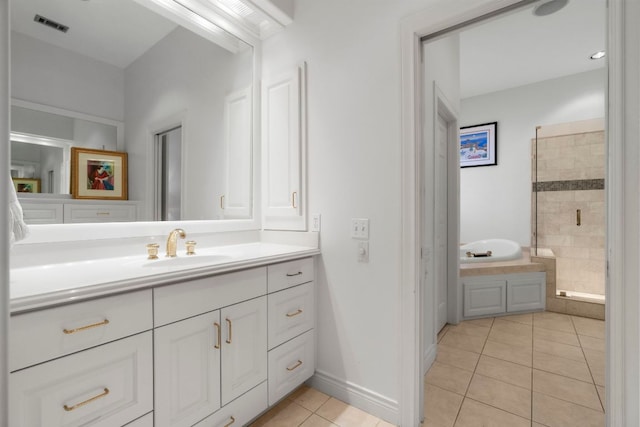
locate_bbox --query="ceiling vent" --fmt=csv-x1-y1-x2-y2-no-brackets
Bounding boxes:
33,14,69,33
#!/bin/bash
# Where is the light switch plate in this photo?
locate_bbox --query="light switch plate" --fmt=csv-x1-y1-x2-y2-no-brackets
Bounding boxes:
351,218,369,239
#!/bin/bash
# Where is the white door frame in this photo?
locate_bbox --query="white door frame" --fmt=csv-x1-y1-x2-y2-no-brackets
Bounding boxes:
0,1,9,426
433,85,461,328
400,0,630,425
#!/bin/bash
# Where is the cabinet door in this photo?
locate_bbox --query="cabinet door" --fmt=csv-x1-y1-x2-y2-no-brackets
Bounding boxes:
221,296,267,405
463,278,507,318
221,86,252,219
154,311,221,427
262,64,306,231
507,273,546,312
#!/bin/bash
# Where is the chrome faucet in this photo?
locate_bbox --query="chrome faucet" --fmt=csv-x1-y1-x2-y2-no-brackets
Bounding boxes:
166,228,186,257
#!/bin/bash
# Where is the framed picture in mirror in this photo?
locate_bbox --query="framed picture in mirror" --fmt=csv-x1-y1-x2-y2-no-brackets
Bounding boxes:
71,147,128,200
12,178,40,193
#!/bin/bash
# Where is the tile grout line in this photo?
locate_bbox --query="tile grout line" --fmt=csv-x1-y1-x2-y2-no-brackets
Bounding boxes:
451,317,496,426
530,315,605,415
571,316,606,413
445,317,490,426
530,315,535,427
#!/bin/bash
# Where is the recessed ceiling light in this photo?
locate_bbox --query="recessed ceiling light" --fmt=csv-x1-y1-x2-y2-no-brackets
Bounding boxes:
590,51,606,60
533,0,569,17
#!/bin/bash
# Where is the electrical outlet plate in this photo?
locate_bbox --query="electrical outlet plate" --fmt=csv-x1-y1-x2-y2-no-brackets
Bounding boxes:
351,218,369,239
311,214,321,232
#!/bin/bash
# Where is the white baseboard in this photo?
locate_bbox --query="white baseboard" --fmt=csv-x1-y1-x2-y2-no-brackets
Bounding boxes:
423,342,437,376
308,369,399,424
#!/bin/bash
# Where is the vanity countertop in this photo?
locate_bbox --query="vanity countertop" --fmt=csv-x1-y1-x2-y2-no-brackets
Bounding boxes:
10,242,320,314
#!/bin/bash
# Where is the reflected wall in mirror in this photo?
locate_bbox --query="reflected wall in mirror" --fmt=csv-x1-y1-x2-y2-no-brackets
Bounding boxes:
10,0,255,222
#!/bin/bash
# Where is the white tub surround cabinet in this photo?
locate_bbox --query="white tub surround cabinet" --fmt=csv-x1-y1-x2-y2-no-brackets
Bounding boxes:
462,272,546,318
9,247,316,427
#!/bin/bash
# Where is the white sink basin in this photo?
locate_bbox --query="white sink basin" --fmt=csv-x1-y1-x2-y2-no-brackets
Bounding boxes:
143,254,231,268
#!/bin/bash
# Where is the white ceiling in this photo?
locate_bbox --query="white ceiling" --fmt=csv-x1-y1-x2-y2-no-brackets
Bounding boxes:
11,0,178,69
13,0,606,92
459,0,607,99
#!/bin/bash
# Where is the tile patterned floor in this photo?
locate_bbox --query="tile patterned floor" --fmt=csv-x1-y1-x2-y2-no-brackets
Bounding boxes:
250,312,605,427
426,312,605,427
249,386,396,427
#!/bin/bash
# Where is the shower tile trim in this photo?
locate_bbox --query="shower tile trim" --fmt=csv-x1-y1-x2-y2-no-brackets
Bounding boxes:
533,179,605,192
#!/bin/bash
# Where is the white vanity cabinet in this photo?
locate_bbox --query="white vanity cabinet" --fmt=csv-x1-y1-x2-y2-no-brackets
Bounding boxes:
463,272,546,318
9,256,316,427
153,268,268,427
266,258,316,405
19,198,140,224
9,291,154,427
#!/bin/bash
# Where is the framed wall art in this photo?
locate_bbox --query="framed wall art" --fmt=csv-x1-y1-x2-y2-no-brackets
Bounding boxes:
12,177,40,193
460,122,498,168
71,147,128,200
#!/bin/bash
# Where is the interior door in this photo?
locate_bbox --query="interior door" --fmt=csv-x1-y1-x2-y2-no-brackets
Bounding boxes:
435,113,448,332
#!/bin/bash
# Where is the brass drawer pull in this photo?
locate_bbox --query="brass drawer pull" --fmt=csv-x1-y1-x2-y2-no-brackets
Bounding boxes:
292,192,297,208
63,319,110,334
96,212,110,216
220,195,225,210
286,360,303,371
286,309,303,318
63,387,109,411
226,318,232,344
286,271,302,277
577,209,581,226
224,416,236,427
214,322,221,349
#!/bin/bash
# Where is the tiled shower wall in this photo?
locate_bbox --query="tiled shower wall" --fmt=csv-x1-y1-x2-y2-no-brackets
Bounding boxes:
532,129,605,296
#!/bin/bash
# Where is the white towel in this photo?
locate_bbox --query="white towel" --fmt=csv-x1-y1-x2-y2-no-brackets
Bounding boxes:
9,174,29,246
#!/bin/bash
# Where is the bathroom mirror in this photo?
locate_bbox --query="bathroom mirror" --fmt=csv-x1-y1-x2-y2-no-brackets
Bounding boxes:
10,0,256,222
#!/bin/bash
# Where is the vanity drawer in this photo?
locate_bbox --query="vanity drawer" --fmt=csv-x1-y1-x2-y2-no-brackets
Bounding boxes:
267,257,314,293
268,329,315,405
21,202,64,224
10,290,152,372
154,267,267,326
10,332,153,427
268,282,315,350
64,203,137,223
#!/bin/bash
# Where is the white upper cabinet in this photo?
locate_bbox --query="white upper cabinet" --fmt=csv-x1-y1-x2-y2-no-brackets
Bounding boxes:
222,86,253,219
262,63,307,230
